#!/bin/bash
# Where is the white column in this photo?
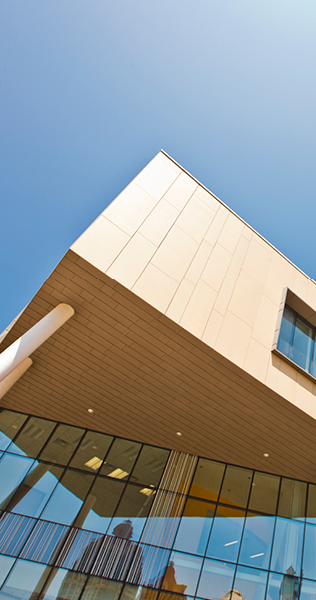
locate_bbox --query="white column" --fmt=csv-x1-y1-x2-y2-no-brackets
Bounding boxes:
0,357,33,399
0,303,74,383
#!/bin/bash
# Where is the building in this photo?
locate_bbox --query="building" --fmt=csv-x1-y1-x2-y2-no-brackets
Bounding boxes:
0,151,316,599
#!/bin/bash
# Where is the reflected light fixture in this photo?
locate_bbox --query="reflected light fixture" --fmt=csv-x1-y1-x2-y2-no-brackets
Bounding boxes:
84,456,102,470
140,488,155,496
108,468,129,479
250,553,264,558
224,540,238,546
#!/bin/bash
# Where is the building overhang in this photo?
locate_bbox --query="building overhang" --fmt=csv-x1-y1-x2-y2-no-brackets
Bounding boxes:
1,250,315,482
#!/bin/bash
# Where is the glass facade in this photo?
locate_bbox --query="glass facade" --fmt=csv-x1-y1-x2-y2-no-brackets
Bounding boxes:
0,408,315,599
277,305,316,377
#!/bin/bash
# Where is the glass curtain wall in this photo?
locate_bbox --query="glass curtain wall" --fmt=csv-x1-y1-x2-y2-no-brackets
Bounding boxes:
0,409,315,600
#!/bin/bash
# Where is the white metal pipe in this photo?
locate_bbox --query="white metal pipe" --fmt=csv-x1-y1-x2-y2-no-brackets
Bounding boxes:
0,303,74,383
0,357,33,399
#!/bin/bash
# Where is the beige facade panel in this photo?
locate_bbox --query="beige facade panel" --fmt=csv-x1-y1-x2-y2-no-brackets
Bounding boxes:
71,151,316,420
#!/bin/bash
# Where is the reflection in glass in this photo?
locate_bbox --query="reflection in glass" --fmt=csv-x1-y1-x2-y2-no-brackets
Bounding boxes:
40,469,94,525
306,483,316,524
277,306,295,359
0,555,15,587
197,558,235,600
278,478,307,520
206,505,245,563
0,513,36,557
162,552,202,596
0,410,27,451
127,544,170,588
173,498,215,555
20,520,70,565
101,439,141,480
121,584,158,600
59,529,103,572
39,568,87,600
0,559,49,599
0,453,34,507
39,424,85,465
238,513,275,570
291,316,313,371
70,431,113,473
248,472,280,514
270,517,304,575
130,445,169,487
4,463,63,517
300,579,316,600
302,523,316,580
80,577,123,600
140,491,186,549
219,465,252,508
73,477,125,534
190,459,225,502
266,569,300,600
109,483,155,541
233,565,268,600
7,417,56,458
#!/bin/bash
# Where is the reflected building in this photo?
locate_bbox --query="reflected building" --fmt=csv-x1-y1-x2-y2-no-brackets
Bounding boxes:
1,152,316,599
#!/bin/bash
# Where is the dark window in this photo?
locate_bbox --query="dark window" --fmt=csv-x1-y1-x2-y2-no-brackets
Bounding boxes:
277,305,316,376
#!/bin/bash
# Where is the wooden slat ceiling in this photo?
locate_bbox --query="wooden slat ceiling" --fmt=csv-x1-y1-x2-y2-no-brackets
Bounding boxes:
1,250,316,483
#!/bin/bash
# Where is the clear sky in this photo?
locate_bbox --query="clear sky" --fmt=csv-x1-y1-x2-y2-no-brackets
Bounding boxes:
1,0,316,333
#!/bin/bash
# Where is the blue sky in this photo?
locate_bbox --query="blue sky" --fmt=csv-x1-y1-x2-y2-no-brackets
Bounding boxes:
1,0,316,332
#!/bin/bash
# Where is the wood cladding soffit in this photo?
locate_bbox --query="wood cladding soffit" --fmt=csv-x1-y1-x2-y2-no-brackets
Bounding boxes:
1,250,316,483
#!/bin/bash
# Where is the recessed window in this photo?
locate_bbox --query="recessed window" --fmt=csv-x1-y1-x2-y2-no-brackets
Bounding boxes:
277,305,316,377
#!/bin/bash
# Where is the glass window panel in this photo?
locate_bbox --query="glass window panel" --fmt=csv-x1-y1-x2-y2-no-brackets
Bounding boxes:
127,544,170,588
73,477,125,534
238,513,275,570
190,459,225,502
0,411,27,451
302,523,316,580
5,462,63,517
277,305,295,358
39,424,85,466
0,513,36,557
197,558,235,600
121,584,158,600
40,568,87,600
0,559,49,599
130,445,169,487
0,555,15,587
20,520,69,565
300,579,316,600
173,498,215,555
100,439,141,480
266,570,300,600
60,529,103,571
162,552,202,597
233,565,267,600
291,316,314,371
270,517,304,574
7,417,56,458
206,505,245,563
109,482,155,542
306,483,316,524
40,469,94,525
218,465,252,508
69,431,113,473
278,478,307,520
248,471,280,514
80,577,123,600
140,491,186,549
0,454,34,508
